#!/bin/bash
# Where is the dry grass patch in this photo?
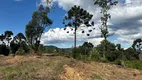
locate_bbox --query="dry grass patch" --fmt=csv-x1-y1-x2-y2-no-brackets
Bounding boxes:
0,55,71,80
1,55,142,80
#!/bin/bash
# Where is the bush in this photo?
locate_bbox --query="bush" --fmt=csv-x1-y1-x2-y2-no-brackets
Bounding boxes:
105,51,120,62
124,48,139,60
72,48,86,60
71,42,94,59
95,40,116,58
88,48,101,61
72,47,80,59
0,45,10,56
10,40,29,55
10,41,20,54
38,44,45,53
21,42,30,53
15,47,25,55
124,60,142,70
80,42,94,55
114,60,122,65
114,60,126,67
139,54,142,60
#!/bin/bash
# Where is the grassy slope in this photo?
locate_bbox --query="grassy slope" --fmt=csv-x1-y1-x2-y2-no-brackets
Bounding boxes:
0,56,71,80
0,55,142,80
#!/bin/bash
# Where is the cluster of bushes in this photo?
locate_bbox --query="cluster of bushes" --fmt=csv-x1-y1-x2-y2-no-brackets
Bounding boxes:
10,40,29,55
38,45,72,56
0,32,30,56
71,40,142,70
72,42,94,60
0,42,30,56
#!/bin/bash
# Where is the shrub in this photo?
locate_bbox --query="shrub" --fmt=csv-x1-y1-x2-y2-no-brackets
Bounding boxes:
114,60,126,67
88,48,101,61
10,40,29,55
124,60,142,70
114,60,122,65
72,47,80,59
105,51,120,62
139,54,142,60
71,47,85,60
10,41,20,54
15,47,25,55
0,45,10,56
71,42,94,59
38,44,45,53
21,41,30,53
95,40,116,58
80,42,94,55
124,48,139,60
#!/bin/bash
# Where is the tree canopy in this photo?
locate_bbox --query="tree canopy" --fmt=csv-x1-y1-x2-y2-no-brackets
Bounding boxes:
25,4,53,53
63,5,94,47
132,38,142,53
94,0,118,40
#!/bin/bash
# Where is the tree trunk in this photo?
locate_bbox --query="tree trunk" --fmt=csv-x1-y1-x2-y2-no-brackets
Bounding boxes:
103,37,107,59
74,27,77,48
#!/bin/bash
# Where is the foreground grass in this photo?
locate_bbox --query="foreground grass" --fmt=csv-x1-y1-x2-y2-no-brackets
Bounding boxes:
0,55,142,80
0,56,72,80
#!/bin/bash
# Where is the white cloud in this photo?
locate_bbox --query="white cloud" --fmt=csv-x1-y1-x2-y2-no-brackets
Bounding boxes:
41,25,100,47
125,0,142,4
109,1,142,46
37,0,56,7
14,0,23,2
40,0,142,48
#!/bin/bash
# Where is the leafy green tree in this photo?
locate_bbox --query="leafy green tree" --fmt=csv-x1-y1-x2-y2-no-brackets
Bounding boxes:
0,33,10,56
72,42,94,59
25,21,35,46
63,5,94,48
25,4,52,53
96,40,116,54
132,38,142,53
10,40,20,54
10,33,29,54
38,44,46,53
116,44,121,51
14,33,26,44
94,0,117,40
124,48,139,60
81,42,94,55
0,34,5,44
4,30,13,45
96,39,116,61
93,0,118,59
115,44,126,60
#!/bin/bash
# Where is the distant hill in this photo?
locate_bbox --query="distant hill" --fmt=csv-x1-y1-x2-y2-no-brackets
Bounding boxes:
45,45,58,49
60,48,72,53
44,45,72,53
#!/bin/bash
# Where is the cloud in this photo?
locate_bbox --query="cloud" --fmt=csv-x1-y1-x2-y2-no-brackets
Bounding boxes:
37,0,56,7
109,1,142,45
14,0,23,2
41,25,102,47
40,0,142,48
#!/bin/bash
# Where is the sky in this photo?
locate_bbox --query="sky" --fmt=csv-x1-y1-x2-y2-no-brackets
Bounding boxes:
0,0,142,48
